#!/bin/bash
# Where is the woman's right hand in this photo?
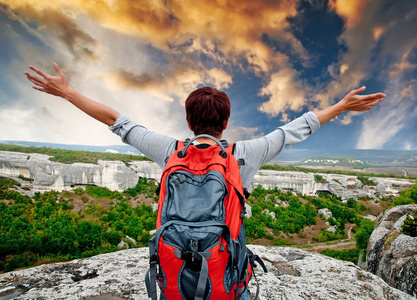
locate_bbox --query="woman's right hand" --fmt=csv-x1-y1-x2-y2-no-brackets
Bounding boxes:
24,62,119,126
24,63,72,99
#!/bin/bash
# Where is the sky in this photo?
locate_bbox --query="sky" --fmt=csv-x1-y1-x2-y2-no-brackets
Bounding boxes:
0,0,416,150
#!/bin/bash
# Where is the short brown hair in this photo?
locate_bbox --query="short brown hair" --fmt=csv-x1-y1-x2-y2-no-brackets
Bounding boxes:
185,87,230,137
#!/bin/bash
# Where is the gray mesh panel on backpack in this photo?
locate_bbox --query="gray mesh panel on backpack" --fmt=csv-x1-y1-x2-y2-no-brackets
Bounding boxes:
179,264,212,299
161,170,227,225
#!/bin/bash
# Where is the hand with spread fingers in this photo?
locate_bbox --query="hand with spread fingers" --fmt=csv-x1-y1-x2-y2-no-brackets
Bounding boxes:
24,63,71,98
24,63,119,126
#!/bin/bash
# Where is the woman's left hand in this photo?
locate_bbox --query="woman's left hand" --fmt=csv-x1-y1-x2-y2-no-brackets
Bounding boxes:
339,86,386,112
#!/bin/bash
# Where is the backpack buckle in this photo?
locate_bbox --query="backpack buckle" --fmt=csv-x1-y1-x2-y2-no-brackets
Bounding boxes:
150,254,158,265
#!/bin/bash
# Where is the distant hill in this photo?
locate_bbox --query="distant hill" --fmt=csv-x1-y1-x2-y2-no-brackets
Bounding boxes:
0,140,142,156
274,148,417,167
2,140,417,167
299,156,373,169
0,143,150,164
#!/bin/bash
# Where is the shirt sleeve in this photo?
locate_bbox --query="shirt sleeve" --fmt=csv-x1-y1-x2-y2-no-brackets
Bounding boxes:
234,112,320,189
109,113,177,169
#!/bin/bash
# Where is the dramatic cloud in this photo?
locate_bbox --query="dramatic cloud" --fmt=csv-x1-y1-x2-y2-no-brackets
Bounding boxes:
328,0,367,29
1,0,307,110
357,79,417,149
101,67,232,103
0,4,98,61
258,67,307,117
0,0,415,149
317,0,417,127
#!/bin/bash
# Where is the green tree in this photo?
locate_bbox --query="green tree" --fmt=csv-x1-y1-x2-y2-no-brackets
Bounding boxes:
355,219,375,251
401,209,417,237
103,230,121,246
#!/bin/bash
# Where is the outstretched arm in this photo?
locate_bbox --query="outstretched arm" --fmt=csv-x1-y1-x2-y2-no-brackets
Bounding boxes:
314,86,386,125
24,63,119,126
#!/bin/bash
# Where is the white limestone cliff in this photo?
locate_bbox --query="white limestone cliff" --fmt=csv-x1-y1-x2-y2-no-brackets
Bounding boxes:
0,151,414,199
0,151,139,193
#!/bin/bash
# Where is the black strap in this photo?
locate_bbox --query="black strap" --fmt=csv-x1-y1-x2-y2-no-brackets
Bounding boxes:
251,266,261,300
243,188,250,199
246,247,268,300
145,237,158,300
237,190,246,218
195,253,209,300
173,248,212,300
247,248,268,273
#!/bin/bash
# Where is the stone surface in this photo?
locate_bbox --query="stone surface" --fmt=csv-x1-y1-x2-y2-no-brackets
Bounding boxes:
116,241,129,250
245,203,252,219
0,151,414,199
0,246,414,300
363,215,377,221
326,226,336,233
318,208,333,219
366,204,417,298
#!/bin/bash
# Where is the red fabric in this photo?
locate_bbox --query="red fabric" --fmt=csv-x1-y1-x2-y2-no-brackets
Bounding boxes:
158,242,183,299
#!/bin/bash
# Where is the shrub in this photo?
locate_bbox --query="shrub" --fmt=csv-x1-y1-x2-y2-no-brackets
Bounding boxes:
401,209,417,237
74,188,85,195
103,230,121,246
355,219,375,251
320,248,359,264
314,175,328,183
357,176,376,186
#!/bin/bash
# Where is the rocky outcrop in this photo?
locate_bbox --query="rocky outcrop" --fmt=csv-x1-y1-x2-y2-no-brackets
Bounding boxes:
0,151,414,199
318,208,333,219
0,151,139,193
366,204,417,297
253,171,315,195
0,246,414,300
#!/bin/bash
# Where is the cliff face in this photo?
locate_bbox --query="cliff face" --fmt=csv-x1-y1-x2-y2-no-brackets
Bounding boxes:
366,204,417,298
0,246,414,300
0,151,139,193
0,151,414,199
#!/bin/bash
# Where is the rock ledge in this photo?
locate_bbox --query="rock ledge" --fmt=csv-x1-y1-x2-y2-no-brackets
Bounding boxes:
0,246,414,300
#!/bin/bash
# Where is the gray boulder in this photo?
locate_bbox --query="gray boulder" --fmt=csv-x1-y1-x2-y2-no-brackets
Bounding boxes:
326,226,336,233
245,203,252,219
366,204,417,298
318,208,332,219
0,246,414,300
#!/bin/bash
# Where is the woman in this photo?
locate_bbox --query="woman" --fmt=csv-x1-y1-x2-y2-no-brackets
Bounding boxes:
24,63,385,190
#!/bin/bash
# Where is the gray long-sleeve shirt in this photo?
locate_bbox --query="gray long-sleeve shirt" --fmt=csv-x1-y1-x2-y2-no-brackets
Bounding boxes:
109,112,320,189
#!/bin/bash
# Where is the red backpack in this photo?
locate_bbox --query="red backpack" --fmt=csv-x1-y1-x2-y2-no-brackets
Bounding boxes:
145,135,266,300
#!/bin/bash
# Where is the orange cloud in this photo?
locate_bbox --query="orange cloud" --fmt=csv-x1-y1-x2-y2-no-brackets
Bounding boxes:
101,67,232,103
399,80,416,102
389,51,417,78
329,0,367,29
0,2,98,60
1,0,309,113
373,27,385,40
1,0,301,73
258,67,306,117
